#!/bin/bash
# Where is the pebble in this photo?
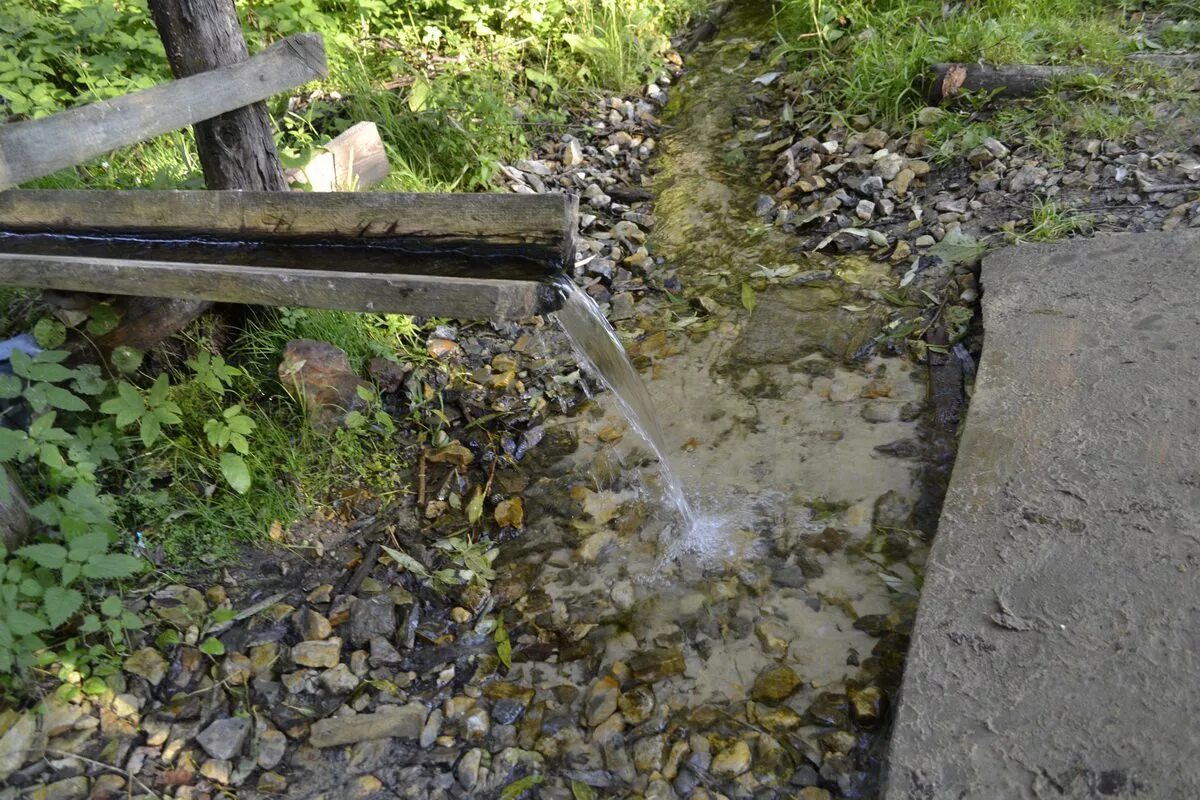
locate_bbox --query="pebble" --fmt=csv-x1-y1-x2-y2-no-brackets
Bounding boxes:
319,663,361,695
711,740,752,777
196,716,250,761
123,648,169,686
420,708,443,748
256,726,287,769
750,664,803,703
914,234,936,248
258,771,289,793
585,675,621,727
310,703,427,748
299,607,333,640
348,596,395,647
292,638,342,668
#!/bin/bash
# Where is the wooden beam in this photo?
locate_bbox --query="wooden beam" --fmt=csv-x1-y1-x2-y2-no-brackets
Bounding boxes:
0,190,579,266
286,121,391,192
0,254,559,321
0,34,327,191
924,62,1093,105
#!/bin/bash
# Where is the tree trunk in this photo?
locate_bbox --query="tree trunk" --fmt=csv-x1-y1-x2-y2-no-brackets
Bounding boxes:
93,0,294,358
147,0,289,191
0,470,31,554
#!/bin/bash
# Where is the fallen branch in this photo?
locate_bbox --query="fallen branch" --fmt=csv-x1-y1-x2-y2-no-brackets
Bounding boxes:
924,62,1097,105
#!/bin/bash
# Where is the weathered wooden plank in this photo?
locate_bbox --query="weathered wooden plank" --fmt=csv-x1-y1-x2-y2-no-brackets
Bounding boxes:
286,121,391,192
0,34,327,191
0,190,578,265
0,253,560,320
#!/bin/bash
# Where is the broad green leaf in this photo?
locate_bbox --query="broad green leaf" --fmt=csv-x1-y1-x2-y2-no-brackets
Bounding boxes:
18,577,43,598
571,781,597,800
220,452,251,493
16,542,68,569
0,620,12,647
86,305,120,336
199,637,225,656
44,386,89,412
69,532,110,562
0,374,21,399
71,364,107,395
8,349,33,379
33,318,66,348
24,362,74,383
7,608,49,635
79,614,101,633
110,346,143,374
81,553,144,580
29,411,56,439
139,415,161,447
34,351,70,364
61,562,81,587
39,443,66,471
147,374,170,405
43,586,83,627
81,676,108,696
0,428,28,461
154,401,182,426
121,610,144,630
494,618,512,669
99,594,122,618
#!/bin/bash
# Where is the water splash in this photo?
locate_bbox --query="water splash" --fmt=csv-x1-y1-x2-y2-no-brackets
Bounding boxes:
552,276,695,526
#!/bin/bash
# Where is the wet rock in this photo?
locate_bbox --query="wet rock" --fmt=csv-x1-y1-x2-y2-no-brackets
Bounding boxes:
310,703,427,747
618,685,656,725
292,638,342,669
0,714,37,782
200,758,233,784
629,648,685,684
1008,164,1050,192
874,153,905,181
456,748,484,790
848,685,885,729
320,663,361,695
820,730,856,757
30,776,88,800
250,642,280,677
123,647,169,686
585,675,621,727
750,664,803,703
348,596,395,647
89,774,126,799
806,692,849,727
197,717,250,761
278,340,371,433
492,698,527,726
258,771,288,793
463,708,490,743
711,739,752,777
256,725,287,769
299,607,332,640
151,585,207,628
798,789,833,800
420,708,443,748
368,635,403,667
873,490,914,530
755,620,791,656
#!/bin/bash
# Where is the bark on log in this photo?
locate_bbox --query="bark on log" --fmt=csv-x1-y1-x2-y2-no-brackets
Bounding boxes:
0,470,32,554
92,0,302,357
285,121,390,192
925,63,1093,105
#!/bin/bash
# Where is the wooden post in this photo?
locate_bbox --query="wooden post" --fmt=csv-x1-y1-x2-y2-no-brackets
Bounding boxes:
147,0,291,191
93,0,300,354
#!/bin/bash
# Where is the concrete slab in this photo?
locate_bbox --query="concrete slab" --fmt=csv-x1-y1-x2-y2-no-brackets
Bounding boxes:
884,232,1200,799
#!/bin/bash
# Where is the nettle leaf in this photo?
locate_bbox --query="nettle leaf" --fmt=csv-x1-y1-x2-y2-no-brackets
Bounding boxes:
69,532,109,562
0,428,28,461
7,609,49,635
99,594,122,618
16,542,68,569
61,562,81,587
43,586,83,627
79,614,101,633
0,374,22,399
147,374,170,406
39,443,66,471
29,411,57,439
8,349,34,379
81,553,144,580
18,577,44,598
219,452,251,494
35,351,71,364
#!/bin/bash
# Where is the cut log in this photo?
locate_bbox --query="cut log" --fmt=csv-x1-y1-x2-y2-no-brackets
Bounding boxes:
286,121,390,192
0,470,31,554
0,190,578,268
925,62,1093,105
0,254,559,320
0,34,326,192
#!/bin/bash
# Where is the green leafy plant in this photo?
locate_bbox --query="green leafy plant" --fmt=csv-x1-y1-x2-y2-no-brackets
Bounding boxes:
100,374,182,447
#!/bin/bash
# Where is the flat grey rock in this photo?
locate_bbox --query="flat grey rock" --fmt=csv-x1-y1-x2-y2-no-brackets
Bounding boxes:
885,232,1200,799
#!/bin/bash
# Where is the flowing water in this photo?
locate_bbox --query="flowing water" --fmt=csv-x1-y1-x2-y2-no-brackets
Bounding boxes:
504,6,934,795
553,276,695,527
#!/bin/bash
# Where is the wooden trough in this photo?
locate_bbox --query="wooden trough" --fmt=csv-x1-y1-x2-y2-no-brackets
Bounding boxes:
0,189,577,320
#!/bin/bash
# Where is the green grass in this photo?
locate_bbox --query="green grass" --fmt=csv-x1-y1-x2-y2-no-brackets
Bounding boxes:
6,0,705,193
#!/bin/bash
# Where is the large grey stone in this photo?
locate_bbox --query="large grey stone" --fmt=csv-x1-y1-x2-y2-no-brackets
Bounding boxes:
885,232,1200,799
310,703,427,748
348,595,396,647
